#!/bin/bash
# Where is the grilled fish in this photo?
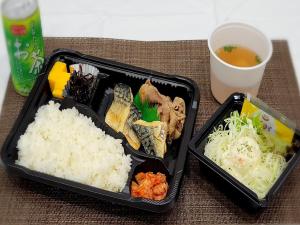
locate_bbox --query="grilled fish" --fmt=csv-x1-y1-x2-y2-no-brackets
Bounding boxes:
132,120,167,158
127,104,141,127
123,105,142,150
105,83,132,132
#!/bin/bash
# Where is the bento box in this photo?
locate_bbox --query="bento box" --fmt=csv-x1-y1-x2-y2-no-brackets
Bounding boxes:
189,93,300,210
1,49,200,213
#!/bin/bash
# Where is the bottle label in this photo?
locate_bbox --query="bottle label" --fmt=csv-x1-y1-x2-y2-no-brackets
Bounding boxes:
2,8,45,96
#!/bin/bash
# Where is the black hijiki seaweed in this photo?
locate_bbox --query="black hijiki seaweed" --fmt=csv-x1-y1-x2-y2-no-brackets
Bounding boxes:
64,64,98,104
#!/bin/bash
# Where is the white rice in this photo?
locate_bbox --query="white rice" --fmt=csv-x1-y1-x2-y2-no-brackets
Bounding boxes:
16,101,132,193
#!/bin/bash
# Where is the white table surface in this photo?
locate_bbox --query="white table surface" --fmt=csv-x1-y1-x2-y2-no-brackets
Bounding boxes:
0,0,300,115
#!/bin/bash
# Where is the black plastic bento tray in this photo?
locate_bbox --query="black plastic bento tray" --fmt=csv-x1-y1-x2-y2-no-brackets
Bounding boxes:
1,49,200,213
189,93,300,210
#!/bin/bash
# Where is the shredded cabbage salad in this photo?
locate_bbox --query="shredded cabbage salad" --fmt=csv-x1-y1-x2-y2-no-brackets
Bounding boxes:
204,111,289,199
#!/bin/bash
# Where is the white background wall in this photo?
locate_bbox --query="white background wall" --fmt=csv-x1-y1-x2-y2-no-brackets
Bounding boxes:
1,0,300,114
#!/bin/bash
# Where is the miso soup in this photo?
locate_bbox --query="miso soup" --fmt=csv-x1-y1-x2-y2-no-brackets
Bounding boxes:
216,45,262,67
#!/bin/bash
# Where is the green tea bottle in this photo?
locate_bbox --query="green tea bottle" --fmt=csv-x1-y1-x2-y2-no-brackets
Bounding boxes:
1,0,45,96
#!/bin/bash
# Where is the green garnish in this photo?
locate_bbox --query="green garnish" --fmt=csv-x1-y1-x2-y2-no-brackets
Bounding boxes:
133,93,160,122
134,93,143,110
142,103,160,122
223,45,237,52
256,55,262,64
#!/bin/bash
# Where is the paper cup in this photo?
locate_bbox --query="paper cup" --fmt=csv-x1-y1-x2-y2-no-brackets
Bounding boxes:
208,22,273,103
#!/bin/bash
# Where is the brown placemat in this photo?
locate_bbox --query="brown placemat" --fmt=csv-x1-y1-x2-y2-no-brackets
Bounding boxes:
0,38,300,224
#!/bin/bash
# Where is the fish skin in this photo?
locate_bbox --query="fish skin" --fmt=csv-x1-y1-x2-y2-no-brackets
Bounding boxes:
114,83,132,105
127,105,142,126
133,124,156,155
105,83,142,150
133,120,167,158
124,104,142,150
105,84,132,132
